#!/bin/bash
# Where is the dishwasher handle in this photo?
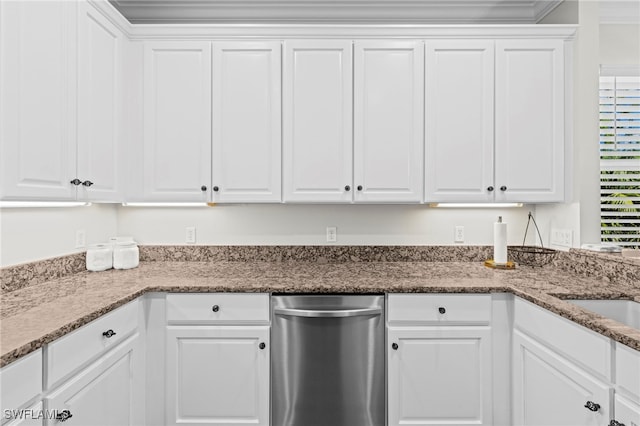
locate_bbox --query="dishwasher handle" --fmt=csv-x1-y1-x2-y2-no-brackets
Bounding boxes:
274,306,382,318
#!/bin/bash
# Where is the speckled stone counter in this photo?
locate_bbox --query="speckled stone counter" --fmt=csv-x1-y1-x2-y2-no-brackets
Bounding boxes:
2,246,640,368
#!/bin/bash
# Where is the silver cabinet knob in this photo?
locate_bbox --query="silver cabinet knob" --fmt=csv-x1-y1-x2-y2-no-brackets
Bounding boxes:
584,401,600,412
56,410,72,422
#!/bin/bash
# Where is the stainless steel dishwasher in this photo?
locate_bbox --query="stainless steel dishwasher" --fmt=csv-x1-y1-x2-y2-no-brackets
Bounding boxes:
271,294,385,426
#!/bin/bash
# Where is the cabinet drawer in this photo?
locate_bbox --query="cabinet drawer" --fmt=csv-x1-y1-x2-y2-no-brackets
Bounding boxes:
514,297,611,380
387,294,492,324
46,300,138,388
0,349,42,416
166,293,270,324
616,342,640,401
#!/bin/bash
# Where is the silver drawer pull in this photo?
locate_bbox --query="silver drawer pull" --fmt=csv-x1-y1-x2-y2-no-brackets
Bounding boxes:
274,307,382,318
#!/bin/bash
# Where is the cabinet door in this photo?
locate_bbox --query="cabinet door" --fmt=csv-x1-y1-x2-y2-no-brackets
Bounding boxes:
46,334,143,426
165,326,269,426
283,40,353,202
425,41,494,202
143,41,211,201
76,2,122,202
495,40,565,203
4,401,43,426
0,1,77,200
211,42,281,203
614,394,640,426
388,326,492,426
354,41,424,203
0,349,42,424
512,330,611,426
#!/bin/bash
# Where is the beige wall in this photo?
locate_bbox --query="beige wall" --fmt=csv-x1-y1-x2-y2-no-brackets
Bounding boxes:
600,24,640,65
0,204,117,267
536,0,601,247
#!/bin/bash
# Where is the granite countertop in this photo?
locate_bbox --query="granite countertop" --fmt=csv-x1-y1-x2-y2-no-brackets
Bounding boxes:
2,257,640,368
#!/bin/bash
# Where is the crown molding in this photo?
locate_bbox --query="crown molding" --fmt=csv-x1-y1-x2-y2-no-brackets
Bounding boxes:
122,23,577,40
108,0,565,25
88,0,134,34
87,0,576,40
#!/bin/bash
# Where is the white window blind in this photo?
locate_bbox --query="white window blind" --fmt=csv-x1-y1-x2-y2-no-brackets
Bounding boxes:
599,73,640,248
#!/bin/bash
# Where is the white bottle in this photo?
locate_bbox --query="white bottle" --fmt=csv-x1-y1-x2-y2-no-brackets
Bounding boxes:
493,216,508,265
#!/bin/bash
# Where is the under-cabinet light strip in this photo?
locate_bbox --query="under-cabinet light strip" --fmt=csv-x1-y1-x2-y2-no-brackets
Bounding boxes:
121,202,210,207
0,201,92,208
429,203,524,208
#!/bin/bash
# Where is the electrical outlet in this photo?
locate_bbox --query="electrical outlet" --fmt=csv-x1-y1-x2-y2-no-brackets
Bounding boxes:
454,226,465,243
550,228,572,248
326,226,337,243
185,227,196,244
75,229,86,248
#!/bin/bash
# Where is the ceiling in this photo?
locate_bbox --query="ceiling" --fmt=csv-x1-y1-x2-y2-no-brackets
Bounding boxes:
108,0,567,24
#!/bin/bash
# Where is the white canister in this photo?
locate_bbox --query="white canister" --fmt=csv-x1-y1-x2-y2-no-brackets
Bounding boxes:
86,244,113,272
113,242,139,270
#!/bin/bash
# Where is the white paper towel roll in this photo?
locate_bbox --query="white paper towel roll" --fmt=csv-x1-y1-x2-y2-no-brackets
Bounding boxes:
494,216,507,264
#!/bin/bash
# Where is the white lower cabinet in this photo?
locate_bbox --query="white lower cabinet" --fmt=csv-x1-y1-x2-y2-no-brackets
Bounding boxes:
45,333,143,426
8,292,640,426
388,327,492,425
0,350,42,426
512,330,611,426
164,293,271,426
613,394,640,426
165,326,270,426
614,342,640,426
3,401,44,426
387,294,493,426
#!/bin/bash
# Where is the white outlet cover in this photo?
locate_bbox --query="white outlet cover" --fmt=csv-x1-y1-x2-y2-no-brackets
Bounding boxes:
75,229,86,248
326,226,337,243
185,227,196,244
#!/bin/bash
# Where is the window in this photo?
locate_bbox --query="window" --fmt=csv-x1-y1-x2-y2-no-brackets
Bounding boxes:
599,69,640,248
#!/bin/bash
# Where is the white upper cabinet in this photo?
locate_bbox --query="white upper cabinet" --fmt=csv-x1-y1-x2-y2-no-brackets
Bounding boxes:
425,41,495,203
211,42,281,203
0,0,78,201
283,40,353,203
143,41,212,202
77,1,123,202
354,41,424,203
495,39,565,203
